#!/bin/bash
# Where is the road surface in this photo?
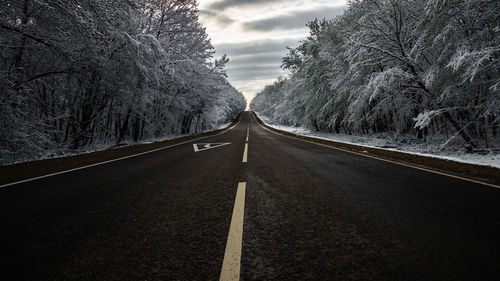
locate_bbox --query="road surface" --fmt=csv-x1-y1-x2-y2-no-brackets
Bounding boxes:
1,112,499,280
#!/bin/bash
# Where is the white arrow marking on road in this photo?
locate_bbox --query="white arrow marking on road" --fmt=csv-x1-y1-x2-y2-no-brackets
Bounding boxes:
193,143,231,152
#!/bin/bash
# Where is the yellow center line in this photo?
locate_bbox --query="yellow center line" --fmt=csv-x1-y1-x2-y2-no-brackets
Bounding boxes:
220,182,246,281
242,143,248,163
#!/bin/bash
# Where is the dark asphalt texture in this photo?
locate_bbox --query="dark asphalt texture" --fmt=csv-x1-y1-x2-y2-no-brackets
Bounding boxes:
1,112,499,280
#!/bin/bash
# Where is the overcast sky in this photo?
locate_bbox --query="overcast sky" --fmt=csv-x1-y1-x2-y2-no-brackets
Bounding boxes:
198,0,347,102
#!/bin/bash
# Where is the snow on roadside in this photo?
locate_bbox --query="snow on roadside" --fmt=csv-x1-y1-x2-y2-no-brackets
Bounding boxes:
254,112,500,169
11,134,187,165
2,122,234,166
216,122,231,130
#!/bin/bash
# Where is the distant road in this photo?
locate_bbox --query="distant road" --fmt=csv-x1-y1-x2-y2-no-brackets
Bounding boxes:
1,112,499,280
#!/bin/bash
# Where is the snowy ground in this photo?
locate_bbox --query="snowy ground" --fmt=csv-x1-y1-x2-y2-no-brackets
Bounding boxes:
216,122,232,130
21,134,187,165
255,113,500,169
2,122,234,166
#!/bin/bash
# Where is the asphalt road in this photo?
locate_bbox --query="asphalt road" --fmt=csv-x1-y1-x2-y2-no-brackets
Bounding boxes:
1,112,499,280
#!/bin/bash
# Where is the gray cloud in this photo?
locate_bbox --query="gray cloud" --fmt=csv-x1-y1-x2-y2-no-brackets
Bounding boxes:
228,54,283,66
216,14,235,26
212,39,298,89
227,65,287,81
199,10,216,17
228,65,281,72
243,6,345,31
226,60,288,84
215,39,298,57
199,9,235,27
200,2,347,95
208,0,287,11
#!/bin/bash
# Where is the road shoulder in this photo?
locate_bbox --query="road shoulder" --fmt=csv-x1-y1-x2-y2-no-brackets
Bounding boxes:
251,112,500,187
0,114,243,186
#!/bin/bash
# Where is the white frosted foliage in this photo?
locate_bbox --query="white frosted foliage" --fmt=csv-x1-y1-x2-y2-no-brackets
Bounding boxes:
251,0,500,151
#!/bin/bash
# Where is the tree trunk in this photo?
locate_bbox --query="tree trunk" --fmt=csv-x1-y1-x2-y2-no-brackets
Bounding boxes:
118,106,132,143
443,112,476,149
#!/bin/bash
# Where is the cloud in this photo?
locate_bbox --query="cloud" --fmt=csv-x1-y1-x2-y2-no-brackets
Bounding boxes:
227,66,287,83
197,0,348,98
208,0,286,11
199,10,216,17
211,39,297,95
243,6,345,31
215,39,299,56
231,78,276,100
199,9,235,27
228,54,283,66
215,14,235,26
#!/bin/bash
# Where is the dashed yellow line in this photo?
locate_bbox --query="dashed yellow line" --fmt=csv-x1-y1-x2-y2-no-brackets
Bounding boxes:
242,143,248,163
220,182,246,281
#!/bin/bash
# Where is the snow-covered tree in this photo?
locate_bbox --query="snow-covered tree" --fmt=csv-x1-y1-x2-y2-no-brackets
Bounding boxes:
252,0,500,150
0,0,245,164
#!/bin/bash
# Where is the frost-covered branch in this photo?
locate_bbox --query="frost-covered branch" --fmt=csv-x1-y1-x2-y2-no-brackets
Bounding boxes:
251,0,500,150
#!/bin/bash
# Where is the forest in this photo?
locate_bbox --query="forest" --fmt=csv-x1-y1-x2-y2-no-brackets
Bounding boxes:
0,0,246,164
251,0,500,152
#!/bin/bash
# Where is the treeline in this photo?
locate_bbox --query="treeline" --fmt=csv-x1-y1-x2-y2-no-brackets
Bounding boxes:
251,0,499,150
0,0,245,164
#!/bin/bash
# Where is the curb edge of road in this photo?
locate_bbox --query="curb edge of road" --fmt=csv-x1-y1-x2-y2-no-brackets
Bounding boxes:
251,112,500,189
0,113,244,188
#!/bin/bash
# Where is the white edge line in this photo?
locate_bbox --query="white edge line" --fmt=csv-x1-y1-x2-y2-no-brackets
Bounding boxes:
0,116,243,189
251,113,500,189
